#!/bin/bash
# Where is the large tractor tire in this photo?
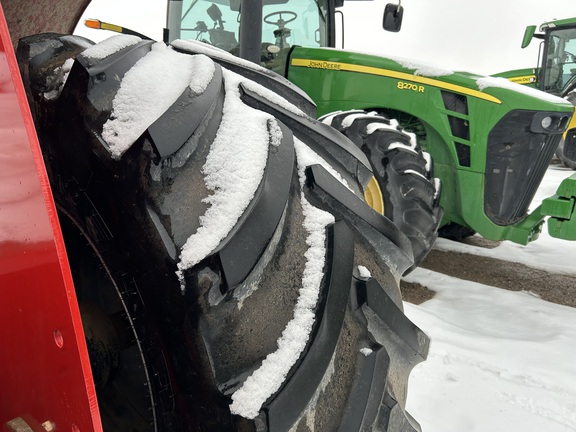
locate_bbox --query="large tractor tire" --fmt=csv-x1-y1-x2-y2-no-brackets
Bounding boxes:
554,138,576,170
555,91,576,170
18,34,429,432
321,111,443,272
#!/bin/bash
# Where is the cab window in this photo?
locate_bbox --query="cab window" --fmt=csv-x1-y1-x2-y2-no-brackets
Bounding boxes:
179,0,328,70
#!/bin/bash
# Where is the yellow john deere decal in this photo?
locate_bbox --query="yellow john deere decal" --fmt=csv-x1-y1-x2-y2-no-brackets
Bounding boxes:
306,60,342,70
291,58,502,104
508,75,537,85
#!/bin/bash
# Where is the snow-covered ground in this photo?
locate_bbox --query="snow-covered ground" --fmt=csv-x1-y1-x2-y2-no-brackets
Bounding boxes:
404,163,576,432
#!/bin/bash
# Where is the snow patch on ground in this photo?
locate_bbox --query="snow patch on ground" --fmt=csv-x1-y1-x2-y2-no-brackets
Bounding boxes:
433,235,576,277
404,268,576,432
404,165,576,432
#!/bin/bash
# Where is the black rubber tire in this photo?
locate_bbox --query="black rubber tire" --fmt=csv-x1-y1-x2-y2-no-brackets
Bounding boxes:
18,35,429,432
554,138,576,170
321,110,443,272
555,91,576,170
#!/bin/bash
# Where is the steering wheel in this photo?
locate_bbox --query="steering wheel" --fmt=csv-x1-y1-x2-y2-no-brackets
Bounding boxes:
264,11,297,28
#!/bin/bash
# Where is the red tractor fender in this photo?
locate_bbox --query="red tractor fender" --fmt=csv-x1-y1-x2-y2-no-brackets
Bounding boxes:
0,3,101,431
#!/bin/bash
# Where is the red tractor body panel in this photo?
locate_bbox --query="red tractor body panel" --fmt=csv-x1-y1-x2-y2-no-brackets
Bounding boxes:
0,4,101,430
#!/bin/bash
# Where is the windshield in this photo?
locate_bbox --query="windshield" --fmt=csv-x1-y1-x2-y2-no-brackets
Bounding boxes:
178,0,329,71
542,26,576,95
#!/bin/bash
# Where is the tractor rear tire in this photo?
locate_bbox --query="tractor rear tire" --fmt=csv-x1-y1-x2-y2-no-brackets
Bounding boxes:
19,34,429,432
321,110,443,272
556,91,576,170
555,139,576,170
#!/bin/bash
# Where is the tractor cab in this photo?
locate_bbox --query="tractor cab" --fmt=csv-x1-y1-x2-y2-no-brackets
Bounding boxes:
522,18,576,97
170,0,335,73
540,22,576,96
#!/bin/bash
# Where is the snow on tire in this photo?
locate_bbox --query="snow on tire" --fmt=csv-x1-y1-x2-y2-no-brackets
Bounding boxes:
19,34,429,431
321,110,443,272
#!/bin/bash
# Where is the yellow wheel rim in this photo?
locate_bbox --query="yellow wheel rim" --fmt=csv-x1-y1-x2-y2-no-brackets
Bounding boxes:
364,176,384,215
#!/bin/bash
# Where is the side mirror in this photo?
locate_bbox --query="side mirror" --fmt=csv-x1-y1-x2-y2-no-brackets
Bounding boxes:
522,25,537,48
229,0,241,11
383,3,403,32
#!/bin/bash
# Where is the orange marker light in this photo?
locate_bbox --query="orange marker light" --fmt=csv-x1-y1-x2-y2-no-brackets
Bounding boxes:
84,19,102,29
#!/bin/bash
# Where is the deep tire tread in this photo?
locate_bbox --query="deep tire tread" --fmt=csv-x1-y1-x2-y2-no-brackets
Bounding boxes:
322,110,442,270
18,36,428,432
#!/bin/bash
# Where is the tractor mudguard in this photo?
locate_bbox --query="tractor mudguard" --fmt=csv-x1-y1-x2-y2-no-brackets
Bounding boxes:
0,7,100,430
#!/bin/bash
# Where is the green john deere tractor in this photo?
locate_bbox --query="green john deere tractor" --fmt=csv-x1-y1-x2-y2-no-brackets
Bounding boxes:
161,0,576,247
495,16,576,169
